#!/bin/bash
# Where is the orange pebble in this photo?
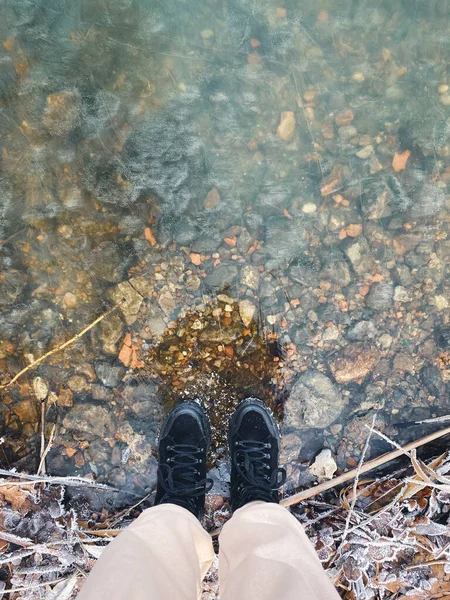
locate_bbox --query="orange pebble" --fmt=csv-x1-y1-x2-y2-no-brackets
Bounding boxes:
359,285,370,297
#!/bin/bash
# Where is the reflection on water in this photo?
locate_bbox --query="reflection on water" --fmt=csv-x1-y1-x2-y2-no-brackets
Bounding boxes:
1,0,450,503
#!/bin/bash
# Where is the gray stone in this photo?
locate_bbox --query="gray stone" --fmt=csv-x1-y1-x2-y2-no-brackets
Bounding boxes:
191,231,222,253
0,269,28,305
347,320,377,341
280,433,302,464
284,371,346,429
199,325,241,344
395,265,413,287
63,404,114,436
378,333,393,349
99,314,124,355
394,286,411,303
330,343,379,384
84,439,111,464
205,264,238,290
89,242,126,284
142,305,167,339
367,283,394,311
339,125,358,139
320,260,351,287
264,218,307,269
123,383,163,446
244,212,264,236
95,362,125,388
237,230,253,254
240,264,260,290
356,145,374,159
345,238,374,275
109,281,143,325
420,364,443,396
43,89,81,136
411,182,444,218
289,255,322,287
91,384,112,401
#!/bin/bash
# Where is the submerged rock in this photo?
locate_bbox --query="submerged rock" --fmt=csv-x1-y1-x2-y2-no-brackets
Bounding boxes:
205,264,238,290
345,238,374,275
0,269,28,305
109,281,143,325
264,218,307,269
95,362,125,388
320,258,351,287
330,343,379,383
63,404,115,437
367,283,394,311
347,320,377,341
284,371,346,429
42,89,81,136
239,299,256,327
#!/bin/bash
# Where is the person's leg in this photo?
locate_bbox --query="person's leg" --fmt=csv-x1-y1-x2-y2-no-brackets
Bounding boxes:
79,401,214,600
219,501,340,600
221,398,340,600
79,504,215,600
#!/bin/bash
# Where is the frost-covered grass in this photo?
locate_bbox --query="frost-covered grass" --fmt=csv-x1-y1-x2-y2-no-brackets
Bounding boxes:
1,450,450,599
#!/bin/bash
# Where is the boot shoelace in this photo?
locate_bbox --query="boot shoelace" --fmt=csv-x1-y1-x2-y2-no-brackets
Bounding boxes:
233,440,286,504
158,443,213,498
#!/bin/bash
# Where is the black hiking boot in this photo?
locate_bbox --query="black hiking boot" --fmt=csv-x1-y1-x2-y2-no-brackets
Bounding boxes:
228,398,286,513
155,401,212,520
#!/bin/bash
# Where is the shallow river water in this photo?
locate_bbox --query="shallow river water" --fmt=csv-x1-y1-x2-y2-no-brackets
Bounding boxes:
1,0,450,507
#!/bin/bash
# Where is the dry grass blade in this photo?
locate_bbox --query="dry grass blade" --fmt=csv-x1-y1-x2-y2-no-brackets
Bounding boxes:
0,302,121,390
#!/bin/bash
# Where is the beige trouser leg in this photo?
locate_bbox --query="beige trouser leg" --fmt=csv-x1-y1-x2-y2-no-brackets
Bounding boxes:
78,501,339,600
219,501,340,600
78,504,215,600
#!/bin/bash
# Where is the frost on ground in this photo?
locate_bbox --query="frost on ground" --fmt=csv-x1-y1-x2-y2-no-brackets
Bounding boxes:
1,450,450,599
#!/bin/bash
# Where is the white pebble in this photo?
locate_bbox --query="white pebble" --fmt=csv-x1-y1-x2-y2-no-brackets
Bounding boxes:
433,295,449,310
302,202,317,214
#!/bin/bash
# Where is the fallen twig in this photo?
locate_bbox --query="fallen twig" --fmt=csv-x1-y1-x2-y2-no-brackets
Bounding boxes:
37,424,56,476
281,424,450,508
0,303,121,390
342,412,377,540
39,400,46,475
0,469,116,490
1,578,67,595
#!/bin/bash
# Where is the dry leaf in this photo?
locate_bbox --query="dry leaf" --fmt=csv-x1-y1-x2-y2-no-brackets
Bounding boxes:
320,166,342,196
277,111,296,142
144,227,157,246
0,482,34,511
118,343,132,367
190,253,202,266
392,150,411,172
224,236,237,247
346,223,363,237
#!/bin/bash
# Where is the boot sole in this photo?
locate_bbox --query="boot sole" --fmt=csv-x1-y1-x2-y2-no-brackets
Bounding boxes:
228,397,281,450
159,400,212,450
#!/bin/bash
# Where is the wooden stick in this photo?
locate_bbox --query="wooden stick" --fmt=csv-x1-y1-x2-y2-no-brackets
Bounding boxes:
280,424,450,508
39,401,46,475
37,424,56,477
0,303,120,390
